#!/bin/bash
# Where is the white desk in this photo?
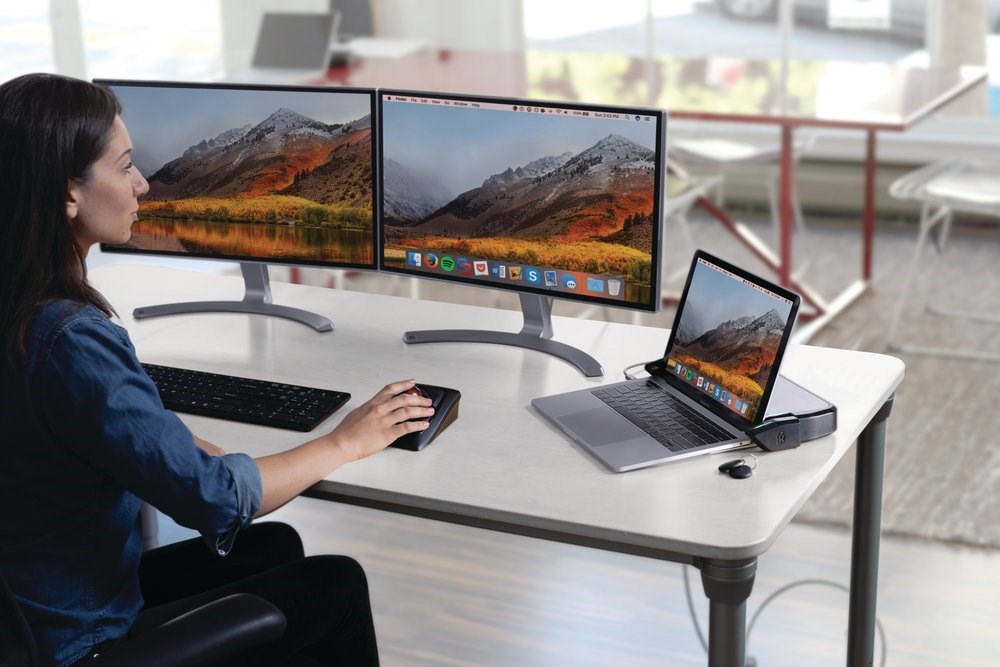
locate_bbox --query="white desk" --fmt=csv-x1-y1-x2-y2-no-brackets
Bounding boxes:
90,264,904,667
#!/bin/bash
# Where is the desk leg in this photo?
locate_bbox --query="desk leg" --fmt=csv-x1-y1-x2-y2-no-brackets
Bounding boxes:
697,557,757,667
692,196,825,316
779,125,794,287
847,394,893,667
862,130,877,281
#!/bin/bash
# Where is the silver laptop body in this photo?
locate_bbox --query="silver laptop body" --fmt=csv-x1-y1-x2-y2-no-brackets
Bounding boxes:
532,250,801,472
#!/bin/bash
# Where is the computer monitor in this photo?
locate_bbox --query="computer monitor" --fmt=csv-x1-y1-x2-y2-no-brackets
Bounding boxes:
378,90,667,377
98,80,377,332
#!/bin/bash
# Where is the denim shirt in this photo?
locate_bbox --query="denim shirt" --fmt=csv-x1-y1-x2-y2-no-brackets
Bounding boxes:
0,301,262,667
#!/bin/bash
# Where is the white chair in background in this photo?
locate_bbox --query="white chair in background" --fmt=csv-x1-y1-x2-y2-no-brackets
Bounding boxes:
887,159,1000,361
670,132,814,251
661,159,721,292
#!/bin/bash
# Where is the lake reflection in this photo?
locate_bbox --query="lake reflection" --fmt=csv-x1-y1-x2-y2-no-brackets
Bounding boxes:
120,217,373,265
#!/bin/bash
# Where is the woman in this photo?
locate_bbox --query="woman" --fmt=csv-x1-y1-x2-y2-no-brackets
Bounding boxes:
0,73,433,666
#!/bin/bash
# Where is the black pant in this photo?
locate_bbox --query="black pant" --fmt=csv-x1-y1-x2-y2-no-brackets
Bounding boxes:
131,522,379,666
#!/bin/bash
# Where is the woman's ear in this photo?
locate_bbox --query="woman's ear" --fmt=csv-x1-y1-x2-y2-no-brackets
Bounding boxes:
66,179,82,221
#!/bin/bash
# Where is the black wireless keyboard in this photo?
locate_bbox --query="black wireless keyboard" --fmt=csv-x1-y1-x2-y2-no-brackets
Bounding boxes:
142,363,350,432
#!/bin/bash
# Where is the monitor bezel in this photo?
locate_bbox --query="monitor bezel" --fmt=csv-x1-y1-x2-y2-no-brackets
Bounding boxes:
377,87,667,314
95,78,380,272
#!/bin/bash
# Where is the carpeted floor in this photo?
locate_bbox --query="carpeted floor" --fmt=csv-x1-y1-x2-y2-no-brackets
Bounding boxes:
794,223,1000,549
657,217,1000,549
653,217,1000,549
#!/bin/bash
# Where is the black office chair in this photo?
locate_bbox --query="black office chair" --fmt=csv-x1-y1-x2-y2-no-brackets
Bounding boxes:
0,571,286,667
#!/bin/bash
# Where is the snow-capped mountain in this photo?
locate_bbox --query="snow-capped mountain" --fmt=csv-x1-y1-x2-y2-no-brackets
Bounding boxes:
675,308,788,382
384,134,656,247
382,158,452,222
481,152,574,187
145,108,371,205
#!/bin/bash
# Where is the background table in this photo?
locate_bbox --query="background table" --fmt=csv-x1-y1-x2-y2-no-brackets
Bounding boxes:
320,48,986,338
91,264,903,666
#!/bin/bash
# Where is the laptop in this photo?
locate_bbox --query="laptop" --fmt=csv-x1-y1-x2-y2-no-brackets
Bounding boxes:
532,250,800,472
228,12,340,84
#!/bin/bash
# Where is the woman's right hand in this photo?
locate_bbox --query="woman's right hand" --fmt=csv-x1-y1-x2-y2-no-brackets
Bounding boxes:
325,379,434,462
254,379,435,517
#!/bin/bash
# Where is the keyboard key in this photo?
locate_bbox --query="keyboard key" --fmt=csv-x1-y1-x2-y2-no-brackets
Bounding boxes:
594,381,734,449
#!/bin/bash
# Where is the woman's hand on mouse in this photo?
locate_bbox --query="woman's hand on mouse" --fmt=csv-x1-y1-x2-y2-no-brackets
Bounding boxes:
327,379,434,462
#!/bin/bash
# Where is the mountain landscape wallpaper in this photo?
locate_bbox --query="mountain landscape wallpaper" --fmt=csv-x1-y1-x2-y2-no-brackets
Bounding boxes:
669,261,794,420
380,100,661,298
110,85,375,265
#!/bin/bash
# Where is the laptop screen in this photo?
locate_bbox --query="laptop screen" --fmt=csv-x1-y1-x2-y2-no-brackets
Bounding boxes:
663,252,799,425
251,13,336,70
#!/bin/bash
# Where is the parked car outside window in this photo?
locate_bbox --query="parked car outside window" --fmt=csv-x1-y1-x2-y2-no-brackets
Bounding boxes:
715,0,1000,41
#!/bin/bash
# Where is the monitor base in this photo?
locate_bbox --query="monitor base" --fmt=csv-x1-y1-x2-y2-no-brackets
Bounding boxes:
132,263,333,332
403,294,604,377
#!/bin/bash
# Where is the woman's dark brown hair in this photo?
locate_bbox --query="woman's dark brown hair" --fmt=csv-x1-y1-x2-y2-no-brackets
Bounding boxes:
0,73,121,368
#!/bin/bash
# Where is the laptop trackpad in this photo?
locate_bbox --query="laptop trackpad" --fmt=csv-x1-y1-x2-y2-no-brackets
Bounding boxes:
563,409,639,446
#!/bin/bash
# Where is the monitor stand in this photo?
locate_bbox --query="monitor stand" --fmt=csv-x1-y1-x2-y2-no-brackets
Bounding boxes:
132,262,334,332
403,293,604,377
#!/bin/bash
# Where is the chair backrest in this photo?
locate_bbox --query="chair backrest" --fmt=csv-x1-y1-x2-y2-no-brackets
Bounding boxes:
0,572,37,667
0,571,287,667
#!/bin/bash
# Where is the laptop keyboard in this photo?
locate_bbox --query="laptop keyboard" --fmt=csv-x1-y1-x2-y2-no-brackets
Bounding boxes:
592,381,735,451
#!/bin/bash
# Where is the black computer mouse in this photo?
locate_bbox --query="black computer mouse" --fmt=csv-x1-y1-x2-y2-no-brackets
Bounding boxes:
401,384,430,400
718,459,753,479
390,384,461,451
727,464,753,479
